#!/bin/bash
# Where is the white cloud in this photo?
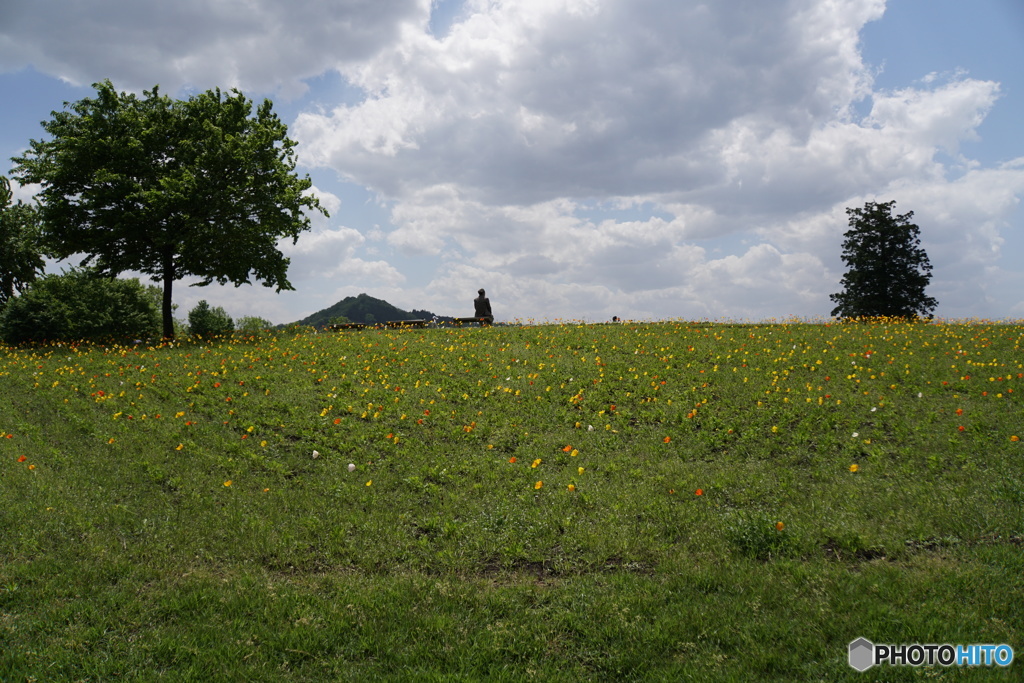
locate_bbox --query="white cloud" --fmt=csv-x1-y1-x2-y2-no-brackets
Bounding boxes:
293,0,889,203
305,184,342,215
7,181,40,204
5,0,1023,322
289,0,1021,321
866,77,1000,157
279,225,406,286
0,0,429,96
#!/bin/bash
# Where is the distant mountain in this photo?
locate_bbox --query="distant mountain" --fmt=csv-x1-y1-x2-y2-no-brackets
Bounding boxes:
290,293,447,328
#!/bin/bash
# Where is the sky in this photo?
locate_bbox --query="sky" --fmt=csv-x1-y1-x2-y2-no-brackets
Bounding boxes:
2,0,1023,324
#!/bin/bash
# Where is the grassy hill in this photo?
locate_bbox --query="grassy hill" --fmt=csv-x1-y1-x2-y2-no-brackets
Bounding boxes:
291,292,442,327
1,320,1022,679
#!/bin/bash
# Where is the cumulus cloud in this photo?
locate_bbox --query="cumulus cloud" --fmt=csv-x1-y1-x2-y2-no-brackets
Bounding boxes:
4,0,1023,322
290,0,1022,320
294,0,887,203
0,0,428,96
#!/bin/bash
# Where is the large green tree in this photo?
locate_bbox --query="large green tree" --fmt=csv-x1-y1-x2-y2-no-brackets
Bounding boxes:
12,80,327,338
0,175,45,309
830,200,938,319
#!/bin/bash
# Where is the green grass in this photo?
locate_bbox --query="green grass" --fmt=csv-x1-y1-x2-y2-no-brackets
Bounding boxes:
2,320,1022,680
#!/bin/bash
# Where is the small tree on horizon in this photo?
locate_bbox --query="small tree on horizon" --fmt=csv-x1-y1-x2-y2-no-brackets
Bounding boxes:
236,315,273,333
830,200,938,319
187,300,234,338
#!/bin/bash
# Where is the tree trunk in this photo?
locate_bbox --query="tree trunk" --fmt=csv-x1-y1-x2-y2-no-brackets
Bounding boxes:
162,246,175,339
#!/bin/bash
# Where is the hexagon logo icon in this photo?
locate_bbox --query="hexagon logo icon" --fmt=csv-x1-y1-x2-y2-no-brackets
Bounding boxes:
849,637,875,671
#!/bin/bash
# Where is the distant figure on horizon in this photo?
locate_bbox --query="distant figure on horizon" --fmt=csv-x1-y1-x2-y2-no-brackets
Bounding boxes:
474,288,493,326
612,316,619,323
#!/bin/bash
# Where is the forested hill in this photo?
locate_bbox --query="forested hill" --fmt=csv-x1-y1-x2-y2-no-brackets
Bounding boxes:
290,293,444,327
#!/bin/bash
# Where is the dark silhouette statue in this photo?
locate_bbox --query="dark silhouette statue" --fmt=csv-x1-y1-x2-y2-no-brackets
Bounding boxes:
474,288,493,325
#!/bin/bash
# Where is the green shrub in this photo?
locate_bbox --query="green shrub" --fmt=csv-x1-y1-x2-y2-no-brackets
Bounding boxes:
188,300,234,338
0,268,160,344
235,315,273,334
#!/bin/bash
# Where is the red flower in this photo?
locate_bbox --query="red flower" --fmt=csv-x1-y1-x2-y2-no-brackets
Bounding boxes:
17,455,27,462
695,488,703,496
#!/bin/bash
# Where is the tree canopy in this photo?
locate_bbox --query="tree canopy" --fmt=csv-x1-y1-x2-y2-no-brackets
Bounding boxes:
830,200,938,319
11,80,327,338
0,175,45,309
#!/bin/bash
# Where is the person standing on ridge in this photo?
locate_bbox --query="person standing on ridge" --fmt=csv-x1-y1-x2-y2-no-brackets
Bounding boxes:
474,288,493,326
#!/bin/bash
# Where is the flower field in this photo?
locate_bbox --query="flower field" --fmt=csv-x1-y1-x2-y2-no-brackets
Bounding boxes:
2,320,1022,680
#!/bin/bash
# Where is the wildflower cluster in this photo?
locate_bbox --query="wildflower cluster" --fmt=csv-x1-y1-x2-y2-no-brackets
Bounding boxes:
1,319,1021,548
